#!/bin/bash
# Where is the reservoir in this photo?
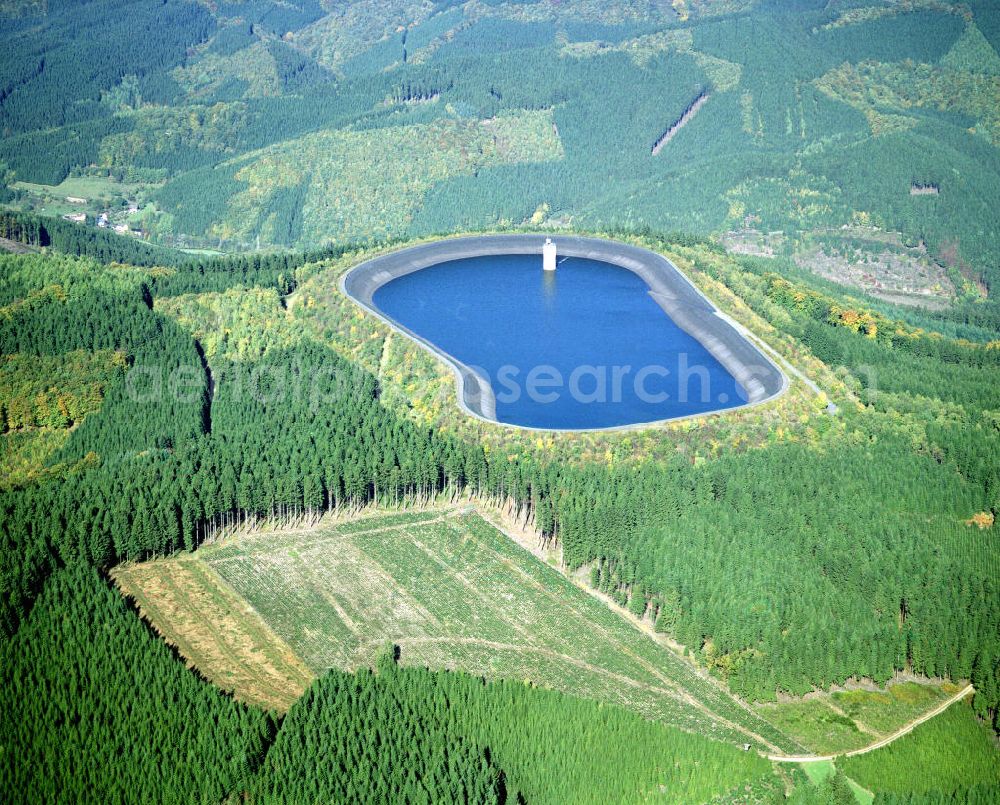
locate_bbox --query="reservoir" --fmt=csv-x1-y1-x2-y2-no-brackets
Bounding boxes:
371,252,750,430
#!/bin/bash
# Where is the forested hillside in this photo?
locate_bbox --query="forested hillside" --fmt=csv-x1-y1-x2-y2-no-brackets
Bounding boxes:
0,565,272,803
3,1,1000,801
1,222,997,776
3,0,999,304
2,229,998,801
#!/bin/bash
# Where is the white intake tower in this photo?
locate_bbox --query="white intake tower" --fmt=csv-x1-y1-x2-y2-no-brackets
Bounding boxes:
542,237,557,271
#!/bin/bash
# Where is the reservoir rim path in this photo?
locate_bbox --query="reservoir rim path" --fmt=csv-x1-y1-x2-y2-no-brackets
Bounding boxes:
340,233,789,433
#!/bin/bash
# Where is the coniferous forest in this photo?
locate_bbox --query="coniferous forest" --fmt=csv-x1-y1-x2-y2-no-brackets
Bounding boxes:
2,1,1000,803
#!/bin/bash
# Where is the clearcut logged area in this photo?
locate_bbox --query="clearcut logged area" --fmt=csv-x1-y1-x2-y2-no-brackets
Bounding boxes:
117,509,800,753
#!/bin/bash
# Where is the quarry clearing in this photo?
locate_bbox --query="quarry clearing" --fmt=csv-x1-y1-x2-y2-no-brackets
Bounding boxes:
722,228,959,309
793,244,954,309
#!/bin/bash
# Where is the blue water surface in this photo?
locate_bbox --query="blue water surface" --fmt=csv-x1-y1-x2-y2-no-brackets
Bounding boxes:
373,254,746,429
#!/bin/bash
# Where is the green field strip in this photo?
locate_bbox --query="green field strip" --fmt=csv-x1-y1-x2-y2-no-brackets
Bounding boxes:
831,682,958,736
756,699,873,755
403,526,569,640
378,514,795,750
265,548,363,668
422,516,799,751
403,521,692,692
287,553,364,637
331,510,447,534
349,526,528,644
413,519,683,685
184,560,315,696
208,551,357,671
513,518,777,745
296,539,440,642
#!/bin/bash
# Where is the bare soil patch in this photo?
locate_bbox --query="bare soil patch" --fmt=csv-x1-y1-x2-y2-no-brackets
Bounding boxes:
112,556,314,711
